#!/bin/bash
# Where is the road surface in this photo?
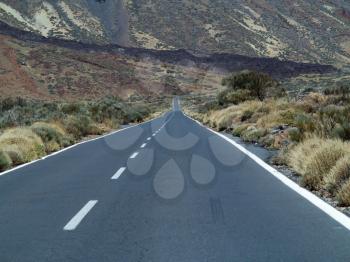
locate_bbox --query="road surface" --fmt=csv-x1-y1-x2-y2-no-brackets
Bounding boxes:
0,98,350,261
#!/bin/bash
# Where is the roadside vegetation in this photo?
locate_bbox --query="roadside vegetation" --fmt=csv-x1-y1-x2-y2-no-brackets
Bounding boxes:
0,96,167,172
186,70,350,207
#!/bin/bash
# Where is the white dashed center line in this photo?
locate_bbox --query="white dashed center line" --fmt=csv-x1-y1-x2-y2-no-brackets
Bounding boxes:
111,167,126,180
63,200,98,231
140,143,147,148
130,152,139,159
147,137,151,141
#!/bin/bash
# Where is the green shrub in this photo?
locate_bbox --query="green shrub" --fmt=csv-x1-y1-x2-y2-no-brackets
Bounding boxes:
88,97,125,123
232,124,249,136
222,71,281,101
0,97,27,112
64,116,103,139
324,84,350,97
288,127,302,142
242,128,267,143
294,114,315,133
0,151,12,171
258,134,275,148
317,105,350,139
31,122,66,147
217,89,252,105
279,110,298,126
125,105,151,123
61,103,83,114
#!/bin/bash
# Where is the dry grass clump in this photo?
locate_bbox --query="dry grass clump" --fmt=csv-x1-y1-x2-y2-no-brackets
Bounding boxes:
232,124,250,136
204,98,302,131
31,122,71,152
204,100,263,130
286,136,322,174
302,144,346,189
288,136,350,204
323,155,350,194
337,180,350,206
0,150,12,171
241,128,268,143
0,144,25,165
0,128,45,164
288,137,350,189
257,109,298,129
203,105,237,129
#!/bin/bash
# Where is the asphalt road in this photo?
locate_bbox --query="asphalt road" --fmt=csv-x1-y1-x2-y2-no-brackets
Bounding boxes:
0,98,350,261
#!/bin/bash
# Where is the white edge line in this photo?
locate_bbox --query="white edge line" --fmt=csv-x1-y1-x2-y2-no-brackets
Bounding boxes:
63,200,98,231
111,167,126,180
184,113,350,231
0,113,168,177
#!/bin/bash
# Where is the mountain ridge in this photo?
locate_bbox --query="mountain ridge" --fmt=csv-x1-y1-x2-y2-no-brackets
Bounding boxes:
0,20,337,101
0,0,349,65
0,20,336,79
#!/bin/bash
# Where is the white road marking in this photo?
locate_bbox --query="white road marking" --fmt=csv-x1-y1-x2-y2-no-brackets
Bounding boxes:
152,134,156,137
130,152,139,159
147,137,151,141
185,113,350,231
140,143,147,148
111,167,126,180
63,200,98,231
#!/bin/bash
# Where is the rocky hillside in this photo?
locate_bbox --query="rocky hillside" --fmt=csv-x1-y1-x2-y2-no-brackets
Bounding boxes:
0,0,349,65
0,21,335,101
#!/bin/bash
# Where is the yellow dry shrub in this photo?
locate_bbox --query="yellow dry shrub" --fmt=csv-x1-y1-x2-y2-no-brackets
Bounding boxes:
324,155,350,195
0,128,45,162
287,136,323,175
337,179,350,206
288,137,350,189
205,100,263,129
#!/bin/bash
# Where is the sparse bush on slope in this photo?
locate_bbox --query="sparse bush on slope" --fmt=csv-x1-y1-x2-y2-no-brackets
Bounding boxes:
63,115,101,140
0,96,157,171
220,71,284,104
